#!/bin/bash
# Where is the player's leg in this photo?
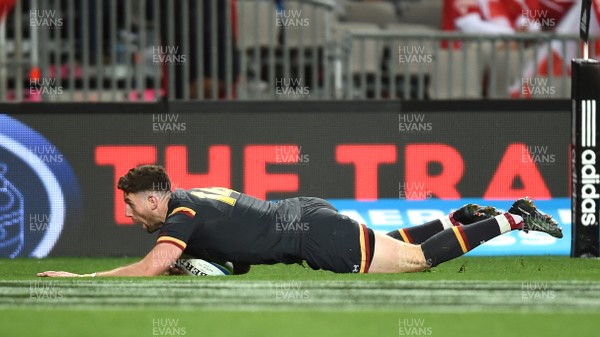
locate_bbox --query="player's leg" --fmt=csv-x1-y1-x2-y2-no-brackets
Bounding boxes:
420,212,522,267
387,204,500,244
370,198,562,273
421,198,563,267
371,212,523,273
369,233,429,273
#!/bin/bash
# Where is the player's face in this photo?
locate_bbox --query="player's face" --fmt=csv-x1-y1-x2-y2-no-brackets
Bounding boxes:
123,192,162,233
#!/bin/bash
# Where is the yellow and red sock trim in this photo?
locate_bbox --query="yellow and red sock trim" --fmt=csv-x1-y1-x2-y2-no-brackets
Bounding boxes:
449,212,461,226
397,228,413,243
451,225,471,254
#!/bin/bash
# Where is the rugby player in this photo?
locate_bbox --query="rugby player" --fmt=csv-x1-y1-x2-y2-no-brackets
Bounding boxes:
38,165,562,277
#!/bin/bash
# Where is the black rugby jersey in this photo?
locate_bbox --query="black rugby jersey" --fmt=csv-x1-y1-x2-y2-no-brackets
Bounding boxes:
157,188,304,265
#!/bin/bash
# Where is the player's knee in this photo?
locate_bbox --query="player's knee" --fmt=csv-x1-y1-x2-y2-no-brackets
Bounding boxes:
399,244,429,272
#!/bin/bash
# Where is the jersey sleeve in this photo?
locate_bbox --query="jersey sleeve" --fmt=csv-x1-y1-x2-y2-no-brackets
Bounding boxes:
156,205,198,250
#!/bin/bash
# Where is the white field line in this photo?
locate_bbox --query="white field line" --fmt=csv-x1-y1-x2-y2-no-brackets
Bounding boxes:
1,280,599,313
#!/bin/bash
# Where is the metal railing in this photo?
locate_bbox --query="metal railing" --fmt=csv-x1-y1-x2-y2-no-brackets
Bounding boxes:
0,0,593,102
337,31,589,100
237,0,335,100
0,0,336,102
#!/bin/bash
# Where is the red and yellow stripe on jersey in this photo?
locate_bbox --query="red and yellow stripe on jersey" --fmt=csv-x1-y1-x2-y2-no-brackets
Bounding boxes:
157,236,187,250
156,206,197,250
358,224,372,273
168,206,196,218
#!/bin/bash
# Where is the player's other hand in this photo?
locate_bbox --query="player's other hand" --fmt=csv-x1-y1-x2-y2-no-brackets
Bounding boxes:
37,271,81,277
233,262,251,275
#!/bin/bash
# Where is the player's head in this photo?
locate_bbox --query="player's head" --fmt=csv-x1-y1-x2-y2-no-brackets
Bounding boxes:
118,165,171,194
117,165,171,233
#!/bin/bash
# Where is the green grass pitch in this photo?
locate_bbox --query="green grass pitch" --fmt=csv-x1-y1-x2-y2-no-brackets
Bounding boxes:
1,256,599,337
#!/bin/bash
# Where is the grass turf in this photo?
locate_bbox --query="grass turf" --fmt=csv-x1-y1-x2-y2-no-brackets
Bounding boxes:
1,256,599,337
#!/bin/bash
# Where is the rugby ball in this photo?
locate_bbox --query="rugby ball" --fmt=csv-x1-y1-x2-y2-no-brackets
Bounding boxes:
175,258,234,276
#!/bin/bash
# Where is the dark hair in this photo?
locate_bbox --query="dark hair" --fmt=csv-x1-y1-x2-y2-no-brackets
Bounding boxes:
117,165,171,194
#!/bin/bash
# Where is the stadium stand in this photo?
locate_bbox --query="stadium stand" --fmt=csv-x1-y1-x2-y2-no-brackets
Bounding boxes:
342,1,397,27
333,22,382,98
397,0,442,29
0,0,590,101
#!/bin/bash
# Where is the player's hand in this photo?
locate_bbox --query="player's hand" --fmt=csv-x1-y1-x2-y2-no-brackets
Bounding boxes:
164,264,185,276
37,271,81,277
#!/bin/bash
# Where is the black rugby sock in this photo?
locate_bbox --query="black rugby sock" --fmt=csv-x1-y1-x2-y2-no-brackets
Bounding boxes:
387,213,461,244
421,213,522,267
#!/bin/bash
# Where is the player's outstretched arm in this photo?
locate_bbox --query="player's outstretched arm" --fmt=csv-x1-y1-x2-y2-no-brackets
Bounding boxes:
37,243,183,277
